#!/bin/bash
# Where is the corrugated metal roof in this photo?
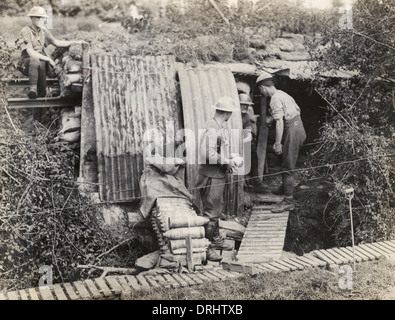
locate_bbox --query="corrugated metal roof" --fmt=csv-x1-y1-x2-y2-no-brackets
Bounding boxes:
91,54,181,202
177,65,243,216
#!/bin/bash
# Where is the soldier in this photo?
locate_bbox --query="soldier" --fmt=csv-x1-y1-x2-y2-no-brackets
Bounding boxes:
196,96,240,261
239,93,267,193
256,72,306,213
18,6,85,101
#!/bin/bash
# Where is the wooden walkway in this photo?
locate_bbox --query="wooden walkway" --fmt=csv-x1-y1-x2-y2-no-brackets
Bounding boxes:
237,204,289,263
1,239,394,300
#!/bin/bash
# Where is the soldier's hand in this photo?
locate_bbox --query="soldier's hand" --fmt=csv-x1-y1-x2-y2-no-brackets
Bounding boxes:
273,142,283,155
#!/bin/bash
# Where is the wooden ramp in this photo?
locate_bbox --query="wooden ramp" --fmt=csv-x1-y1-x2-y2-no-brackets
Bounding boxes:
237,198,289,263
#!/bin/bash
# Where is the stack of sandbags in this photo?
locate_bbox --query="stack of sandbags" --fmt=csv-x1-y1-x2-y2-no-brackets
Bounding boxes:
151,197,210,267
52,44,83,97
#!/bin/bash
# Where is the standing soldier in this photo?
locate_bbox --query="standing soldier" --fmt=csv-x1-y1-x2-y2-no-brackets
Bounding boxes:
256,72,306,213
18,6,85,103
239,93,267,193
196,96,240,261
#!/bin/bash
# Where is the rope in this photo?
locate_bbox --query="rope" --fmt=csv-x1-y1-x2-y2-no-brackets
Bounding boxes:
1,152,394,218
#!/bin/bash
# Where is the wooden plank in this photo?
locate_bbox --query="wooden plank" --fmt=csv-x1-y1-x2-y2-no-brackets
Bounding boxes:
222,261,257,275
94,278,114,297
318,249,343,264
259,262,282,272
302,254,327,267
186,235,194,272
28,288,40,300
345,246,370,261
125,276,142,291
104,277,123,295
288,256,315,268
194,272,212,283
6,291,20,300
201,270,221,281
186,273,204,285
280,258,306,270
171,273,189,287
19,290,29,300
115,276,133,294
214,268,239,279
0,292,7,300
84,279,104,299
353,246,376,260
267,261,291,272
383,241,395,250
207,269,231,280
152,275,171,289
274,259,298,271
39,287,55,300
332,247,361,263
379,242,395,252
326,248,351,264
368,243,393,255
311,250,334,264
63,283,80,300
177,273,197,286
254,264,274,272
7,96,81,109
73,281,91,299
52,284,68,300
357,244,383,259
388,240,395,246
362,243,390,257
136,274,151,290
163,274,181,288
142,275,160,289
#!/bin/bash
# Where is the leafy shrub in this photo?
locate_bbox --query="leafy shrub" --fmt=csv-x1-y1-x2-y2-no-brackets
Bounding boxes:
303,0,395,246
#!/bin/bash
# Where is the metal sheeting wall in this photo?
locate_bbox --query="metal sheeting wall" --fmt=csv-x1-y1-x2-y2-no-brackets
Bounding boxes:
178,66,243,216
91,55,180,202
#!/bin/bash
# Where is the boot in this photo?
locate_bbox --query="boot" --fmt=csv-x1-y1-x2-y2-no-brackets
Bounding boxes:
209,220,233,251
206,247,222,262
271,197,295,213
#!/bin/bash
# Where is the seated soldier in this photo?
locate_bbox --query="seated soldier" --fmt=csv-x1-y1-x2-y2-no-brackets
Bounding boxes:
18,6,85,100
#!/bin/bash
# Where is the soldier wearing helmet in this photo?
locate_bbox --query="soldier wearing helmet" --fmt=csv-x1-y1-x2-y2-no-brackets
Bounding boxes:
256,72,306,213
196,96,241,261
17,6,85,108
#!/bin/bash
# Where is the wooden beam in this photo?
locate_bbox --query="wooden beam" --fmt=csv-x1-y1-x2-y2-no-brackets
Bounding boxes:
256,96,269,178
7,96,81,109
79,44,98,193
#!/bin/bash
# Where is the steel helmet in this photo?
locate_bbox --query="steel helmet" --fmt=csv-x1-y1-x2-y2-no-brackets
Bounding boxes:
236,81,251,95
256,71,273,84
27,6,49,18
239,93,254,105
211,96,239,112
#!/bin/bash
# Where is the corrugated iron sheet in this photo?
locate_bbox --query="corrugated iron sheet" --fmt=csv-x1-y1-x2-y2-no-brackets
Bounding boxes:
91,54,181,202
177,66,243,216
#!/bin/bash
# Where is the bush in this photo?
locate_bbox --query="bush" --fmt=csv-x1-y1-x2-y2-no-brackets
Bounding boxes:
303,0,395,246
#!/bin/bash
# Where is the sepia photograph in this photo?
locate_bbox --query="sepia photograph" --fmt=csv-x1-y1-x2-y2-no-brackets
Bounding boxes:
0,0,394,307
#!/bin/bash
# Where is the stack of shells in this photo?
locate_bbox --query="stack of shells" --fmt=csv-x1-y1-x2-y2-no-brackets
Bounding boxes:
52,44,84,97
151,197,210,266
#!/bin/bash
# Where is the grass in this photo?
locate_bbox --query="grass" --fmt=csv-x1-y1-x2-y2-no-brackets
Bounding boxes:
122,258,395,300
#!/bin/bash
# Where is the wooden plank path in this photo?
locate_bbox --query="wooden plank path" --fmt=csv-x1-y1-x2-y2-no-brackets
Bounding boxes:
237,202,289,263
1,240,395,300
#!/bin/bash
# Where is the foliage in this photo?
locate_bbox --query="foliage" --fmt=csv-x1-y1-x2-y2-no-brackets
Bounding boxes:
304,0,395,246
